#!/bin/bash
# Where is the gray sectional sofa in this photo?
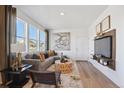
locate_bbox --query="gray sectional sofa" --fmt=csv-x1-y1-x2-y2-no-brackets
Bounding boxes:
22,53,61,87
22,53,60,71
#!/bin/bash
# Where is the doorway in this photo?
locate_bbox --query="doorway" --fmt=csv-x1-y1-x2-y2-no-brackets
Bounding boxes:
75,37,88,61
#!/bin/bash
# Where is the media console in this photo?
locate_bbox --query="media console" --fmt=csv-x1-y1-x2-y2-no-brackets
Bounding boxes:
93,29,116,70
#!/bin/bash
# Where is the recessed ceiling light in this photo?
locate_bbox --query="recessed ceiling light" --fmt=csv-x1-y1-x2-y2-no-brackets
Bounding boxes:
60,12,64,16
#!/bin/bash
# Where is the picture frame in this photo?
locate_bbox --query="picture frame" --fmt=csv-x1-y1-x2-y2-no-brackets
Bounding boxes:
96,23,101,35
101,15,111,32
53,32,70,50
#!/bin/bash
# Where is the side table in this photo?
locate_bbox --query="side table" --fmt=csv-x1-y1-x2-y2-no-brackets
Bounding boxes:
6,64,32,88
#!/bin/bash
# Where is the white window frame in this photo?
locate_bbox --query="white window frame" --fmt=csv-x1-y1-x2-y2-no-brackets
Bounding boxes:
16,18,27,52
28,24,38,52
39,30,47,52
16,17,47,53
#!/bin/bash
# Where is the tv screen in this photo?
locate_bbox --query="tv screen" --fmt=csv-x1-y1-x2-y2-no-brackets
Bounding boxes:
94,36,112,58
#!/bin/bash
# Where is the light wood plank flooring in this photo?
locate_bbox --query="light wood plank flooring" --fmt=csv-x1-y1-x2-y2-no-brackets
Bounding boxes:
17,61,119,88
76,61,119,88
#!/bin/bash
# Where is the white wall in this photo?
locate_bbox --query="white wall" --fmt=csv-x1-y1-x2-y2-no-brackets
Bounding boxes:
88,6,124,87
50,28,89,60
17,9,45,31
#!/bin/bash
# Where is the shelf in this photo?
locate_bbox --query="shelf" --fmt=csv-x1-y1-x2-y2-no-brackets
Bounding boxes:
92,54,115,68
93,29,116,70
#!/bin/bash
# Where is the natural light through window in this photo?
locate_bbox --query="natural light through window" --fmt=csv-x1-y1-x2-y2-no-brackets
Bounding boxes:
29,24,37,52
16,18,25,45
40,31,46,52
16,18,47,52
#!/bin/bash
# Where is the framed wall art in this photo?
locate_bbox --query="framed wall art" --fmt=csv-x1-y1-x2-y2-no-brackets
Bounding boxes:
96,23,101,35
53,32,71,51
101,15,111,32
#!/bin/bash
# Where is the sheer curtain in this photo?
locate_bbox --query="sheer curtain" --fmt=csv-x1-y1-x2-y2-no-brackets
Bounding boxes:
9,7,17,69
10,7,16,44
0,5,16,85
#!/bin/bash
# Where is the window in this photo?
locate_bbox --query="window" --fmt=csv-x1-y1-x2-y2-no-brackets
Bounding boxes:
16,18,25,45
39,31,46,51
28,24,38,52
16,17,48,52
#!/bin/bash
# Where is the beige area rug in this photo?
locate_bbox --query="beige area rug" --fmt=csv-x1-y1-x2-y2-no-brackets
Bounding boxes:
24,61,83,88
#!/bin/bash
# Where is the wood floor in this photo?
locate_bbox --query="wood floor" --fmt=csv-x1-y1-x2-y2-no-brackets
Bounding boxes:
3,61,119,88
76,61,119,88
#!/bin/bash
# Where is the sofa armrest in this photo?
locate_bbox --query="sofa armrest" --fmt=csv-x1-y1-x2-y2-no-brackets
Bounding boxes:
22,59,42,70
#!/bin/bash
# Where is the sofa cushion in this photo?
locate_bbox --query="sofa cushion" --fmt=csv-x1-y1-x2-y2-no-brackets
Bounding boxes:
37,57,54,71
53,55,60,60
47,64,55,72
32,54,40,59
25,54,32,59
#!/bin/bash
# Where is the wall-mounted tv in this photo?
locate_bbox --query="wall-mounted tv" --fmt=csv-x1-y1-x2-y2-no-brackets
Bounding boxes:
94,36,112,58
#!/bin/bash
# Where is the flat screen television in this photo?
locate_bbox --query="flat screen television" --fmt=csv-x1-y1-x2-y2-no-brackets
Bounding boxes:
94,36,112,58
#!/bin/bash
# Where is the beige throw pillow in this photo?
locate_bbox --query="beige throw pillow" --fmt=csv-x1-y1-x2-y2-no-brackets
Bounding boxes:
39,52,45,62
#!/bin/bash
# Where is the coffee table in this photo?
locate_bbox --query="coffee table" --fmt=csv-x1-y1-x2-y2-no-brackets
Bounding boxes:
55,59,73,74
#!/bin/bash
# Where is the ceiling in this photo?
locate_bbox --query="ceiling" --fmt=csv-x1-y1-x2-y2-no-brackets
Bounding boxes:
15,5,108,30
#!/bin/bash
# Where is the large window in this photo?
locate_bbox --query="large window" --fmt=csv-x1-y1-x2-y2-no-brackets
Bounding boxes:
28,25,38,52
16,18,48,52
16,18,25,44
39,31,46,51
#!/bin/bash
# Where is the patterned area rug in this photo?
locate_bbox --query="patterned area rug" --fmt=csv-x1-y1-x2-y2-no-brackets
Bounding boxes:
24,61,83,88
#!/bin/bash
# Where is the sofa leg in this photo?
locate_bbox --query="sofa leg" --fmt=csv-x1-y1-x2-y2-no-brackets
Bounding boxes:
59,80,61,84
55,83,59,88
31,83,36,88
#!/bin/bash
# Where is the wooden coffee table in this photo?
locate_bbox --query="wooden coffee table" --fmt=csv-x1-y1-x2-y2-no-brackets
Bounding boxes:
55,59,73,74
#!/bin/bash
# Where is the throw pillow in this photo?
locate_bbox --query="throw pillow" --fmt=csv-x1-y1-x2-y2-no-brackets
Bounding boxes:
39,52,45,62
51,50,55,56
53,50,57,55
48,50,52,57
48,50,55,57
